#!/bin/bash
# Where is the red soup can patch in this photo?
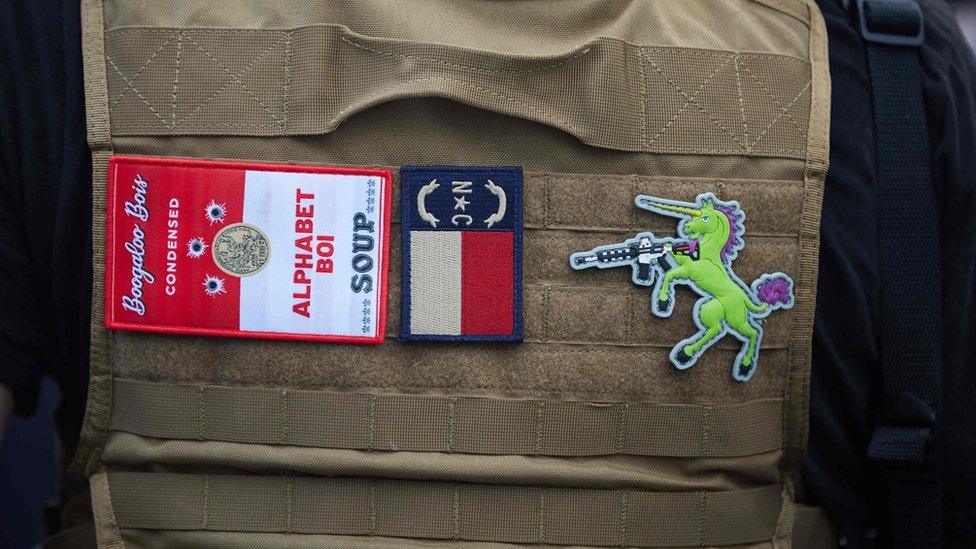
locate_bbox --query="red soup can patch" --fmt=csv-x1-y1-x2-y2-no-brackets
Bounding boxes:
105,156,392,343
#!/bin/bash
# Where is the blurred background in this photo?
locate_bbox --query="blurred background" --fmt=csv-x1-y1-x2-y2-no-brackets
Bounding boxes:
957,1,976,48
1,379,60,549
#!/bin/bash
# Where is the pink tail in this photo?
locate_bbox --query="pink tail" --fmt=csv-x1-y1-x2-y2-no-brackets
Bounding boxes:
755,274,793,307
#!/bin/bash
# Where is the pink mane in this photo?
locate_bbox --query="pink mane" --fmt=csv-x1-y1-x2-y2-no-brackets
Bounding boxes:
713,203,744,263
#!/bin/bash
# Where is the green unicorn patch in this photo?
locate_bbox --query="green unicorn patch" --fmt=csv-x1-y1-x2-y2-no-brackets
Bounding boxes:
569,192,794,382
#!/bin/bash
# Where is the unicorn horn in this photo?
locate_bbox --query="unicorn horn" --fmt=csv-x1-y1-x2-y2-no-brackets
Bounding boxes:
635,195,702,217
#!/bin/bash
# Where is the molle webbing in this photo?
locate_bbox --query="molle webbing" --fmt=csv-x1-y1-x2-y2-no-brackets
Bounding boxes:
103,25,812,159
386,172,801,349
106,472,783,547
76,0,116,479
112,170,803,406
110,379,783,458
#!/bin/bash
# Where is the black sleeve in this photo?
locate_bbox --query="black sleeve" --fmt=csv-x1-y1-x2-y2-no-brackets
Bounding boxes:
918,1,976,544
806,0,887,541
808,0,976,546
0,0,90,419
0,178,48,417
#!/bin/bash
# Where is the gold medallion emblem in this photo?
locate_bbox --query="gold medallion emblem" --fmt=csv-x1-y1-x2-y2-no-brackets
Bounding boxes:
211,223,271,277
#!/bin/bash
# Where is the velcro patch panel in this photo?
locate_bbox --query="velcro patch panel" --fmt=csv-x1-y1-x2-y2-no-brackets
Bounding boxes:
105,156,391,343
400,166,523,342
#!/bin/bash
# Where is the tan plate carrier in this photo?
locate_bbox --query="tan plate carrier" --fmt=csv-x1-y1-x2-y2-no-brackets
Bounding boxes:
76,0,831,546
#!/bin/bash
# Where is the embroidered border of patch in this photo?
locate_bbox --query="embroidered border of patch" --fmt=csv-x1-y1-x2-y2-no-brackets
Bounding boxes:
400,166,523,342
104,155,392,344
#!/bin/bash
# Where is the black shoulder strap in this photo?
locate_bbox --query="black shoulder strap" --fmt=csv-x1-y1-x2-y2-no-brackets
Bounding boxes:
851,0,944,546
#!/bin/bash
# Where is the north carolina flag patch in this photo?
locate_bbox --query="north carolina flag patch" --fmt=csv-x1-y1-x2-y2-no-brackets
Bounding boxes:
400,166,523,342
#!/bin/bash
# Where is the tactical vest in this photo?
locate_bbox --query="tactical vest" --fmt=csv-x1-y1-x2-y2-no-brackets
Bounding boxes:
75,0,832,546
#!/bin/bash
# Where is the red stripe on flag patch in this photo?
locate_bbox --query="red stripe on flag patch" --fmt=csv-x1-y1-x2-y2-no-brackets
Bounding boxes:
461,231,514,335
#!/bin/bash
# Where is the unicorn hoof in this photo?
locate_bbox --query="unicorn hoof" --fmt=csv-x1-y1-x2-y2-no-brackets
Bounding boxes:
675,349,694,365
656,296,671,313
737,364,754,378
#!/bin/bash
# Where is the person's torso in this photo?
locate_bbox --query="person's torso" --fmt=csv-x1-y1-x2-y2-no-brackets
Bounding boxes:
73,1,831,546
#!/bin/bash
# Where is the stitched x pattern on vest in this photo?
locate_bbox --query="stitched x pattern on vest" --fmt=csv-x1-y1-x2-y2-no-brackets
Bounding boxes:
642,48,812,155
102,27,813,159
105,29,293,129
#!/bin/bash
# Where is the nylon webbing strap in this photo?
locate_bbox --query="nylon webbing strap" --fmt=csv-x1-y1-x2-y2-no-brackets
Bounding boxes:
109,379,783,458
101,25,813,159
856,0,944,546
106,472,782,546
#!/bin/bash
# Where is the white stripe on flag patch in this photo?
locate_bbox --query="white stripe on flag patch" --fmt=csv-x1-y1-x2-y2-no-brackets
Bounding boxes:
409,231,462,335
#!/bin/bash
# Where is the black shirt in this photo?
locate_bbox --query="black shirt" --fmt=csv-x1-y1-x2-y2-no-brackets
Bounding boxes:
1,0,974,545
